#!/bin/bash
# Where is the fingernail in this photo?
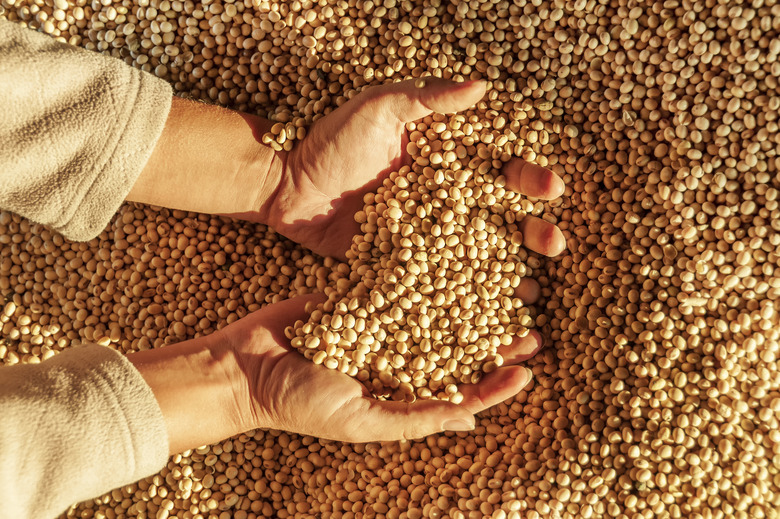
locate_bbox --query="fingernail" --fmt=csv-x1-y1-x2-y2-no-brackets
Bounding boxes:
551,172,565,197
523,367,534,386
443,419,475,432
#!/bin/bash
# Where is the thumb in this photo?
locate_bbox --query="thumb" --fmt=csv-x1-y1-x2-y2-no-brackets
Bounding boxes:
346,396,476,442
367,78,487,123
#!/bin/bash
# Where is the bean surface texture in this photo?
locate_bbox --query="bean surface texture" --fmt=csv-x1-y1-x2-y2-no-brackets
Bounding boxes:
1,0,779,518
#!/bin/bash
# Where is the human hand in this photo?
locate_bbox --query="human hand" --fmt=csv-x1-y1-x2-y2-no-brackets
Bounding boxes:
263,78,566,260
218,291,542,442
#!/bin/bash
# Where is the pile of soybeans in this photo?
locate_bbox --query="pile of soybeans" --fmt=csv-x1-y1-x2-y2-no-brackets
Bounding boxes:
1,0,779,518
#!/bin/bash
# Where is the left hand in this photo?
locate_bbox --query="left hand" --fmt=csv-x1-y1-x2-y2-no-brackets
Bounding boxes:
130,283,541,454
263,78,566,259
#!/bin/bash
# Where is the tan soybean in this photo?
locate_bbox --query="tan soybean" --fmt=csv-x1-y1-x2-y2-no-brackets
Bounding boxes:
1,0,779,518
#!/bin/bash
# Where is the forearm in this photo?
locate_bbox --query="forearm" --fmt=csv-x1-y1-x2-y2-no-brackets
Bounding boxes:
127,96,283,223
128,334,248,455
0,19,172,241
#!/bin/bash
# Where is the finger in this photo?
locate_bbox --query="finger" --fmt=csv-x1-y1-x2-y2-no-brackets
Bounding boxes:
263,292,327,322
503,158,565,199
514,277,541,303
496,329,543,365
519,215,566,256
458,366,533,415
343,396,476,442
367,78,487,123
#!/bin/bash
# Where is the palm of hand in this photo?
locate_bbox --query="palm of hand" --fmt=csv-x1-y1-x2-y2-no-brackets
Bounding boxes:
269,95,408,259
224,295,481,442
252,350,374,441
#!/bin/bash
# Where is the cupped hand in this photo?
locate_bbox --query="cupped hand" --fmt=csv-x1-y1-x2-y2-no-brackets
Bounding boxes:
263,78,567,260
218,287,543,443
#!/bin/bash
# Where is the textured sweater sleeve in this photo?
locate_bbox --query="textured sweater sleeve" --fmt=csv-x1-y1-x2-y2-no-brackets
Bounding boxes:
0,19,172,241
0,344,169,518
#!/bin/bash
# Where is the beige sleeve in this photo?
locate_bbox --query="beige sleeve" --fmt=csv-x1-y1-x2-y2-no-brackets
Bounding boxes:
0,19,172,241
0,344,169,518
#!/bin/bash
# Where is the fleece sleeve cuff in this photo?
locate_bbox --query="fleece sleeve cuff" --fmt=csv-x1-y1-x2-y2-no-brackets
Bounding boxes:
0,344,169,518
0,19,172,241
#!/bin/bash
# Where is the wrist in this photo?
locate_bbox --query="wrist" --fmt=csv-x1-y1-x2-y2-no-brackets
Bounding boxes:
127,97,287,224
128,333,251,454
245,141,287,229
